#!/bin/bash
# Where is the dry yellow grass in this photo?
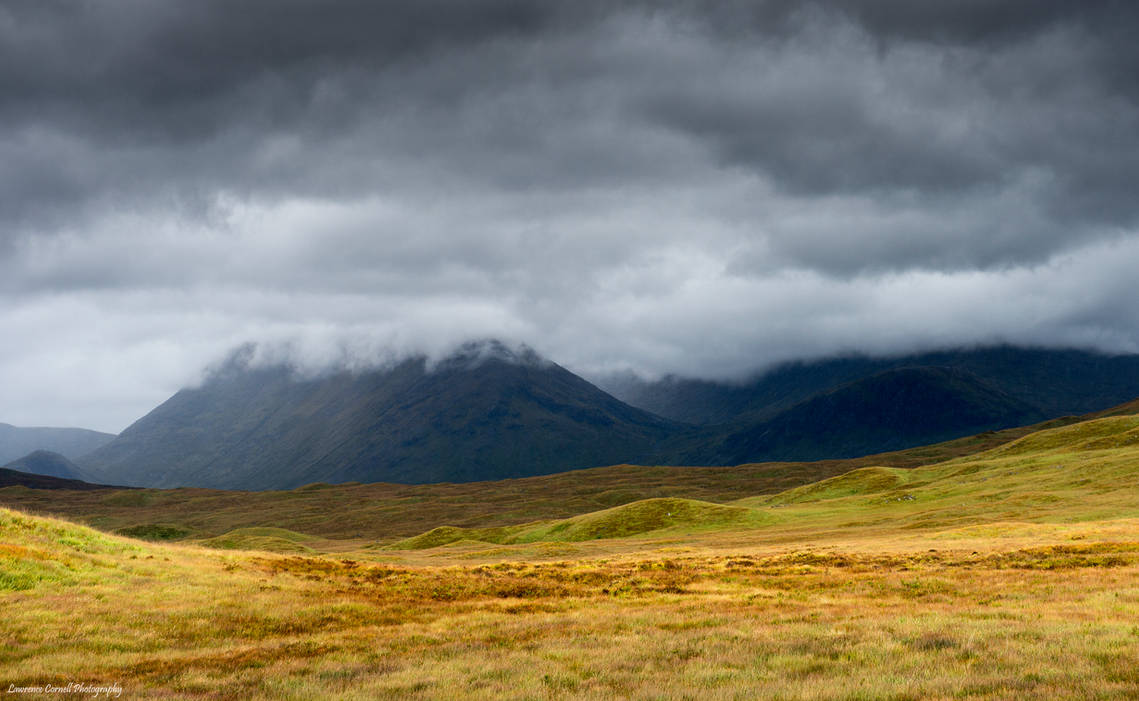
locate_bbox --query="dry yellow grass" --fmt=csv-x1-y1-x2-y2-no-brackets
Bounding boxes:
3,411,1139,698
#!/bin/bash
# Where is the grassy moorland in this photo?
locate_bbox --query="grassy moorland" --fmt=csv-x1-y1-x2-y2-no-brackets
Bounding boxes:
2,407,1139,698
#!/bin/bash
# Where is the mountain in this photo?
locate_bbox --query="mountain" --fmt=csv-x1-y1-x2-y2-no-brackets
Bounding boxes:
2,450,89,481
75,342,1139,490
0,423,116,465
658,366,1045,465
597,356,882,426
597,347,1139,426
79,342,679,490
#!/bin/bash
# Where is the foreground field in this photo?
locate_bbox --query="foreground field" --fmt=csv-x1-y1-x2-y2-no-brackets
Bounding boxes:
3,410,1139,698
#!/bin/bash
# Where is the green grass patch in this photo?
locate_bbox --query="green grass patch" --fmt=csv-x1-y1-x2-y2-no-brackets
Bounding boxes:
985,415,1139,458
0,508,138,555
197,527,319,553
766,466,905,504
389,498,768,550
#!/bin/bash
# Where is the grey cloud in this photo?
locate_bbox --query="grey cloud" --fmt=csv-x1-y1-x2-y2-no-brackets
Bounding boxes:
5,0,1135,271
1,1,1139,430
686,1,1131,49
0,1,602,232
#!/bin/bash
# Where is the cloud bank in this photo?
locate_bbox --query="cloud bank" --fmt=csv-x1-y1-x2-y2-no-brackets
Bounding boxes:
2,1,1138,432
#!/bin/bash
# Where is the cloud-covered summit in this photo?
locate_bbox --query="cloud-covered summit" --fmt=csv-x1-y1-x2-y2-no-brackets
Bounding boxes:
2,1,1138,432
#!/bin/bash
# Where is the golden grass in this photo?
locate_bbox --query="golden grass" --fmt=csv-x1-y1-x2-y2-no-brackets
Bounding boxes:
3,505,1138,699
3,406,1139,698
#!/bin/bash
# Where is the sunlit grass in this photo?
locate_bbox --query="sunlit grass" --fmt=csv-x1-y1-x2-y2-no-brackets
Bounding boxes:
3,410,1139,697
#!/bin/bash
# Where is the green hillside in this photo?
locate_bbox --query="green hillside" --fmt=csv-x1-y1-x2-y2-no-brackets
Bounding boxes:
385,411,1139,552
741,414,1139,536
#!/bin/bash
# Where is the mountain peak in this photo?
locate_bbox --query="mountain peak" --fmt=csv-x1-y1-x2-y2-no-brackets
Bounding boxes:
0,423,116,465
79,342,671,489
3,449,88,481
200,338,552,387
434,339,550,372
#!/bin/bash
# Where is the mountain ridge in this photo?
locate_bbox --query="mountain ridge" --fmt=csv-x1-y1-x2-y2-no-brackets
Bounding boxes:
77,343,1139,490
0,423,116,465
80,344,677,489
658,365,1045,466
597,346,1139,425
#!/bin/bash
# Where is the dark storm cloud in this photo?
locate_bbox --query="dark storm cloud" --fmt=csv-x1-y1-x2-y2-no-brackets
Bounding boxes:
0,0,589,231
4,1,1138,266
637,1,1139,270
2,1,1139,430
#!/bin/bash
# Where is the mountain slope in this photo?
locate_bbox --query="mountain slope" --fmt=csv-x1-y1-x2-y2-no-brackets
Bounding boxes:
599,347,1139,425
659,366,1046,466
3,450,88,481
79,343,678,490
74,342,1139,489
0,423,115,465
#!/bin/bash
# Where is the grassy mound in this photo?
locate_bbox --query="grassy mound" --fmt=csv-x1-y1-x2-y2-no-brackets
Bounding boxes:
388,525,509,550
389,498,763,550
0,507,140,591
512,498,758,543
197,527,318,553
1,508,137,555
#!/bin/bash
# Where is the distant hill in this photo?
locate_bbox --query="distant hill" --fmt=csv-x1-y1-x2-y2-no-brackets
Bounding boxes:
79,341,678,490
0,465,122,491
2,450,89,481
597,347,1139,425
0,423,115,465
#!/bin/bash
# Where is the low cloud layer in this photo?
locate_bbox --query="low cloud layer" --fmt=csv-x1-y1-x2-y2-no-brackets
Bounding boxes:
2,1,1138,432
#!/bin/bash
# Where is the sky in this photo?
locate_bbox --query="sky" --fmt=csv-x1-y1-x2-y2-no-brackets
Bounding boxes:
3,0,1139,433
